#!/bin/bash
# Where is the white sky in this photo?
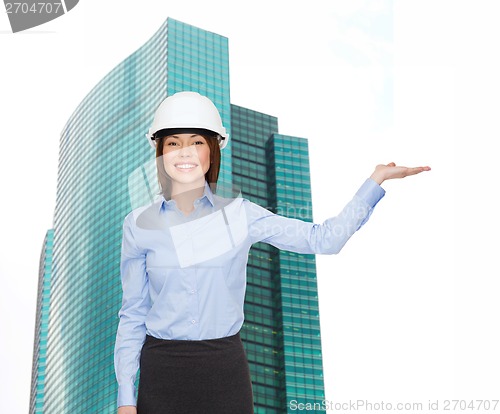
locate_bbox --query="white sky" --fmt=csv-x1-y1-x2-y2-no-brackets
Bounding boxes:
1,1,499,412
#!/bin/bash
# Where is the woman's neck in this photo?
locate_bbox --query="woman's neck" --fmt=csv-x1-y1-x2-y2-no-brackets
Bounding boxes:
170,182,205,215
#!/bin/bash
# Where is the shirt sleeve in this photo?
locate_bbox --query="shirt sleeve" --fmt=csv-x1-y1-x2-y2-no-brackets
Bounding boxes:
114,213,150,407
246,178,385,254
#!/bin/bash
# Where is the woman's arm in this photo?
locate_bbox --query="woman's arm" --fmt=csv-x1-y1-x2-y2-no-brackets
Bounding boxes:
246,178,383,254
114,214,150,410
246,163,430,254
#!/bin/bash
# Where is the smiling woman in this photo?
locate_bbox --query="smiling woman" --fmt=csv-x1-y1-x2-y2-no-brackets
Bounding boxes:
113,91,430,414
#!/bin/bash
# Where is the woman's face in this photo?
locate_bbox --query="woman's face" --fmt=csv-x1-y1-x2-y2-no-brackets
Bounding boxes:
162,133,211,189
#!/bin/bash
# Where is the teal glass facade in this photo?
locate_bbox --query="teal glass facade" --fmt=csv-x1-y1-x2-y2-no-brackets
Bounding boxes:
32,17,324,413
30,229,54,414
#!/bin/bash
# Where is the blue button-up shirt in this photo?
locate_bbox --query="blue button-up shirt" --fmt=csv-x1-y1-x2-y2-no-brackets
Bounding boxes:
114,178,385,407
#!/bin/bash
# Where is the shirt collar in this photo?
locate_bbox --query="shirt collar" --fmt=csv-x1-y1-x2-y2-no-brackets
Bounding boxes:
158,181,215,213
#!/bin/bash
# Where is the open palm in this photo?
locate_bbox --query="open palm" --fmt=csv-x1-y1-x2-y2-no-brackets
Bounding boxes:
370,162,431,185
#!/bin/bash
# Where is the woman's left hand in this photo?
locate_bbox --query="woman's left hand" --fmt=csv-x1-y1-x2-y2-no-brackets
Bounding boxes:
370,162,431,185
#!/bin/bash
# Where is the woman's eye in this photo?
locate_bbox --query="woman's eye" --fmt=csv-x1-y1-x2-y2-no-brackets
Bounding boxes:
166,142,177,146
194,141,204,145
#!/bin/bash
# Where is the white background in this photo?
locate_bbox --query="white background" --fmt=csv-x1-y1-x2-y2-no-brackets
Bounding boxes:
1,1,499,413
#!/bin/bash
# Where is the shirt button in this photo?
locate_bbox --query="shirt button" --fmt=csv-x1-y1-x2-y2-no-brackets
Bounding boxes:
190,289,196,294
191,319,196,324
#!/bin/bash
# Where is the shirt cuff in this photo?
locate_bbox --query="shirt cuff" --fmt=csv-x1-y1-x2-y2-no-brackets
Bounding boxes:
117,382,137,408
355,178,385,208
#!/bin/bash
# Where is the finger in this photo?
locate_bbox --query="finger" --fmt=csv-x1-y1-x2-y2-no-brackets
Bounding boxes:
406,166,430,176
387,162,396,167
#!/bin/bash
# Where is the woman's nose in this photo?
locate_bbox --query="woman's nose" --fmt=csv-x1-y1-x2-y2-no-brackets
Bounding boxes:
179,145,196,157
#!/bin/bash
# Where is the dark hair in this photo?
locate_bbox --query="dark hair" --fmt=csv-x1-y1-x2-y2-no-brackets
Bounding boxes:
154,128,221,199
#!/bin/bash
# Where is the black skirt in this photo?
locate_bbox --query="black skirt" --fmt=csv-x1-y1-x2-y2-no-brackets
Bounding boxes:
137,332,254,414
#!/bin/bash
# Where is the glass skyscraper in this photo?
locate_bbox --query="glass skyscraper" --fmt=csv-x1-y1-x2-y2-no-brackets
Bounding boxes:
30,17,325,413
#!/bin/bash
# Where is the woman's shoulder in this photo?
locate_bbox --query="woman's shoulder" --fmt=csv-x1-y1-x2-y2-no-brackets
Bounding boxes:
211,195,275,224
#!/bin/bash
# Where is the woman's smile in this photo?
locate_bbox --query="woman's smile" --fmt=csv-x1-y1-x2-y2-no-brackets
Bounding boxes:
174,162,199,172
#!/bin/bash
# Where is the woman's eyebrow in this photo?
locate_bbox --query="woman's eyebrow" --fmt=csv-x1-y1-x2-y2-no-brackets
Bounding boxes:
166,135,202,139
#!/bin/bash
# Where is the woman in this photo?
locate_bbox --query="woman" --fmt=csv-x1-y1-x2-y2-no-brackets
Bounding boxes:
114,91,430,414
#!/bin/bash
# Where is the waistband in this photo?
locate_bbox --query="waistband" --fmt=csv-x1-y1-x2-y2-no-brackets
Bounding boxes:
143,331,242,353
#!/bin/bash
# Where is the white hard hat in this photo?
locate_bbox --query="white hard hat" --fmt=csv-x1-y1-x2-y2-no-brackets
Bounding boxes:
146,91,229,149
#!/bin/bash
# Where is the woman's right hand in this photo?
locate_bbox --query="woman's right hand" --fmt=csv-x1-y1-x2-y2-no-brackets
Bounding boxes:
117,406,137,414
